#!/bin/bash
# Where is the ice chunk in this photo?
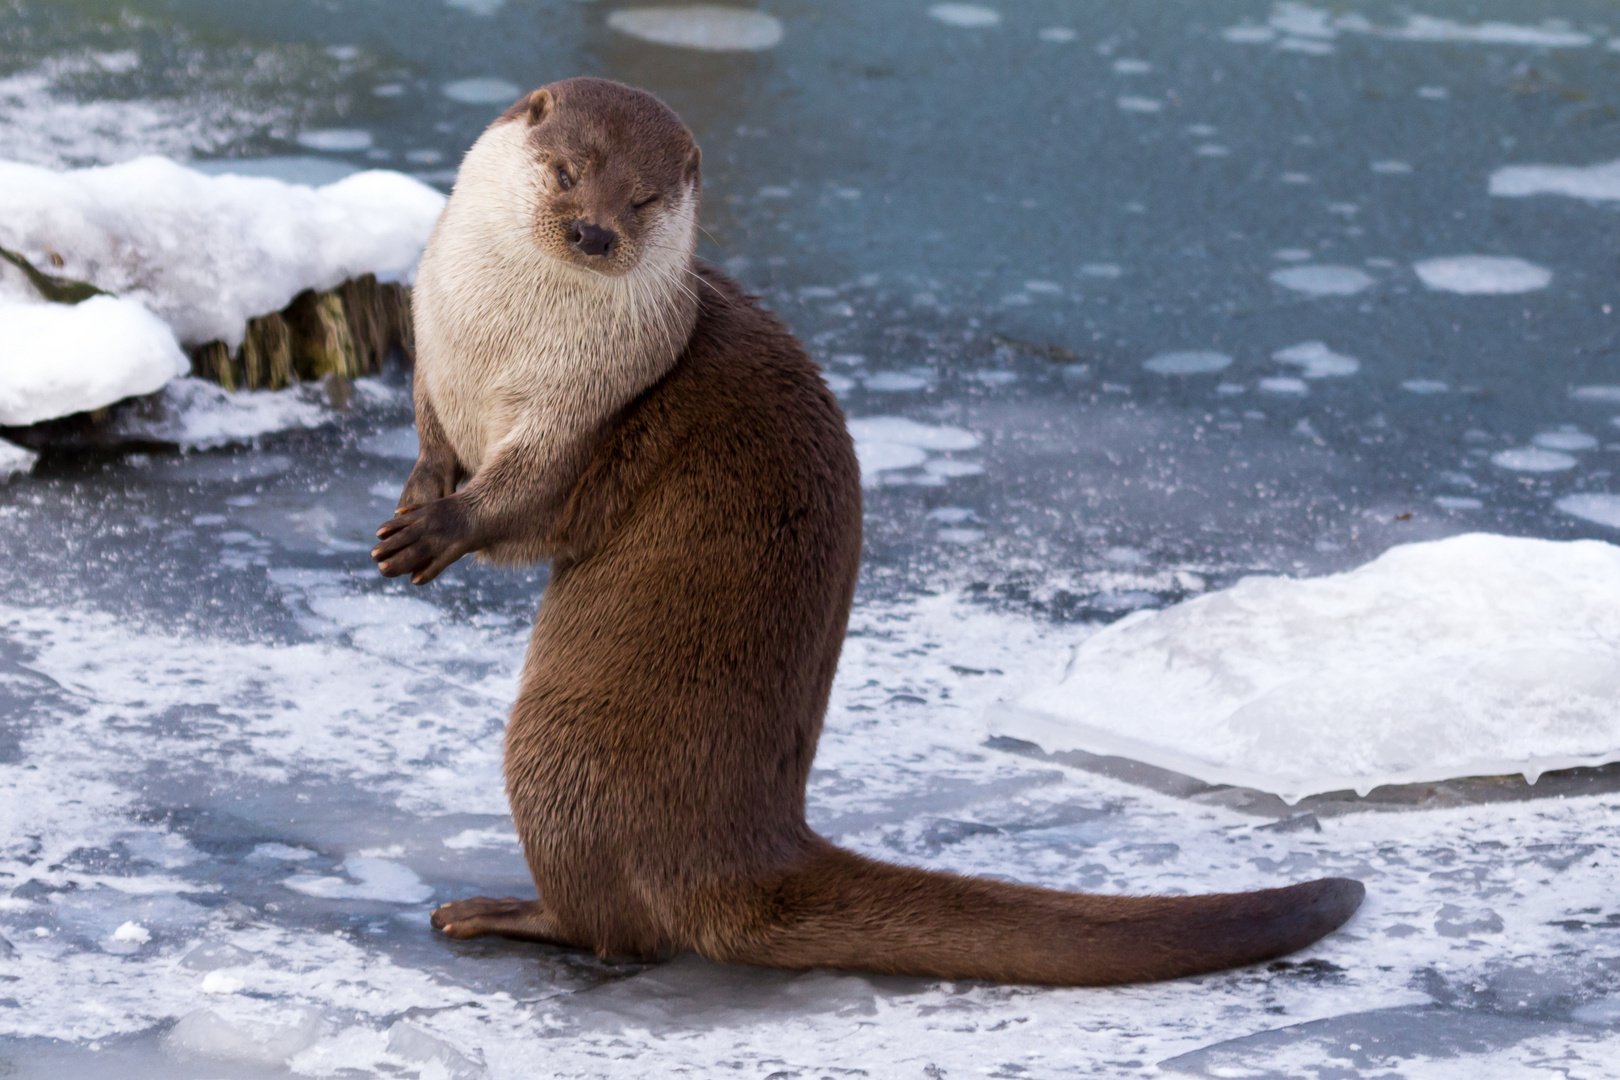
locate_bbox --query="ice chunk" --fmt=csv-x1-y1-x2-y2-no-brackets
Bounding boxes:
1572,385,1620,404
1258,376,1308,395
989,534,1620,802
1143,350,1231,375
1414,255,1551,295
0,437,38,479
110,921,150,945
167,1003,323,1065
386,1022,486,1080
442,78,520,105
847,417,980,452
359,426,421,460
1269,265,1374,296
1272,340,1360,378
1559,494,1620,529
607,6,785,50
1117,96,1164,114
110,377,331,450
928,4,1000,28
283,857,433,903
1492,447,1576,472
0,156,446,348
861,371,931,392
0,296,188,425
1533,430,1598,452
1381,15,1591,47
296,130,372,152
1492,159,1620,201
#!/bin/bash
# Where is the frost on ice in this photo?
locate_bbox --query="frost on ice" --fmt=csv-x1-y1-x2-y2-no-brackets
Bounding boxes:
0,156,444,426
990,534,1620,803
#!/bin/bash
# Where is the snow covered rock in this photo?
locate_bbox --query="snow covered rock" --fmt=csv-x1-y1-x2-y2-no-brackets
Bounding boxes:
0,156,445,348
0,294,188,425
989,534,1620,803
0,156,443,429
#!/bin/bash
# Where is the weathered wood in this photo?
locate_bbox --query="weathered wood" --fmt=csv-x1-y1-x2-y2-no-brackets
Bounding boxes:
185,277,414,395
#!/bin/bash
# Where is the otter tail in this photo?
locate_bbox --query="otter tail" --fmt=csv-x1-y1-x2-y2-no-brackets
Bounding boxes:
708,842,1363,986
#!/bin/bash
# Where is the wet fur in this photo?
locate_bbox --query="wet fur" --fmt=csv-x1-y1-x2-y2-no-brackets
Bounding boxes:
376,77,1364,985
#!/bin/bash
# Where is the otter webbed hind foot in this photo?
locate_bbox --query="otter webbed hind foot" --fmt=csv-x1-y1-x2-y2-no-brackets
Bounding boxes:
431,896,568,944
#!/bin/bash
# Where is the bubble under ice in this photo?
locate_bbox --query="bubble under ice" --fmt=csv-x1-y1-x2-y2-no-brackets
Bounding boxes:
993,534,1620,802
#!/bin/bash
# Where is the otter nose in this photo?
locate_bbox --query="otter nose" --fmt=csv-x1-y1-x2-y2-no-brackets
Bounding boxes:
568,221,617,257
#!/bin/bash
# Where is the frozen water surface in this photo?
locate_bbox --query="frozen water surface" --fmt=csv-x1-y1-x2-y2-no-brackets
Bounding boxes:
4,0,1620,1076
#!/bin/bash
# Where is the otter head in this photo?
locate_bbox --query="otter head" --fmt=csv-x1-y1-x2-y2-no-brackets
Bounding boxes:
503,77,701,279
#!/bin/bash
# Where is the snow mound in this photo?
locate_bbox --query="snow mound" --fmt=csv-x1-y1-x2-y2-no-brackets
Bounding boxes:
989,534,1620,803
0,156,445,348
0,295,188,425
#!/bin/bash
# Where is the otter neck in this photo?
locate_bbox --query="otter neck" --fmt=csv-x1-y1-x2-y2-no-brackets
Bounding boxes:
413,120,701,477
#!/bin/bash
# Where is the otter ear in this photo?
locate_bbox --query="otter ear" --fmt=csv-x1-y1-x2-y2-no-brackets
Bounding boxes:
523,89,554,126
683,144,702,184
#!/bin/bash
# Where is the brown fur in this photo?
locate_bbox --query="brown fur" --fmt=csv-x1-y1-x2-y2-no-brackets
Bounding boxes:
374,77,1363,986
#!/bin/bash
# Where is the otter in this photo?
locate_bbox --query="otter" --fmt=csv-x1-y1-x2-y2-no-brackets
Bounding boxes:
371,76,1363,985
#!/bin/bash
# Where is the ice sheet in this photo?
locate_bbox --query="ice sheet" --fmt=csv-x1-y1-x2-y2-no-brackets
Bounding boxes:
0,156,445,348
991,534,1620,802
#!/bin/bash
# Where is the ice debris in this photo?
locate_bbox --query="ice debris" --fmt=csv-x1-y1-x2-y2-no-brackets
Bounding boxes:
990,534,1620,802
1491,159,1620,201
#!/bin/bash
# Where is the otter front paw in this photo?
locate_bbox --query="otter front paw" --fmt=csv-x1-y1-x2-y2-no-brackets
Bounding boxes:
372,496,477,585
396,454,461,513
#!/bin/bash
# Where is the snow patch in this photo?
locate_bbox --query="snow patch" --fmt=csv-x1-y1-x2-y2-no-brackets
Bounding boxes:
1414,256,1552,295
992,534,1620,802
607,7,785,50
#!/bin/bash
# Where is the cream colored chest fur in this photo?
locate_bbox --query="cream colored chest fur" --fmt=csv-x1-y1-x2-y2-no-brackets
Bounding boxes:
412,121,697,477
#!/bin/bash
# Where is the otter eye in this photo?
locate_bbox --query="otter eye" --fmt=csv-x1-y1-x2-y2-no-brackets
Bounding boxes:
556,166,573,190
633,194,658,210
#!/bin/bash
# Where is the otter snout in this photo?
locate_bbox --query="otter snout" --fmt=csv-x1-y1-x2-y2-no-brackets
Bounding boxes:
569,220,617,257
